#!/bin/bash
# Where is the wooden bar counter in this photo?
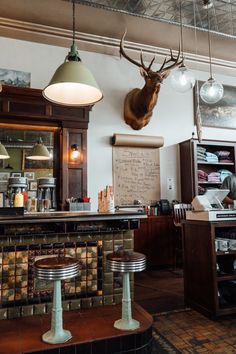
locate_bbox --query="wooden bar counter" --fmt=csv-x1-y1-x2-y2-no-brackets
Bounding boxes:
0,210,146,320
0,211,153,353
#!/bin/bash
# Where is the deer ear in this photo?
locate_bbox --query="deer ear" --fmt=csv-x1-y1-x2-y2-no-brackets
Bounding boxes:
161,71,170,80
139,67,148,77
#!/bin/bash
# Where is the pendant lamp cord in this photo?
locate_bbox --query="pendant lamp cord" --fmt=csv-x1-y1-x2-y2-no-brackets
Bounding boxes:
72,0,75,46
67,0,80,62
179,0,184,61
193,0,202,143
207,7,213,79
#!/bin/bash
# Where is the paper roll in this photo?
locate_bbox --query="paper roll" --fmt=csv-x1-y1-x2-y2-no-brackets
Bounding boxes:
112,134,164,148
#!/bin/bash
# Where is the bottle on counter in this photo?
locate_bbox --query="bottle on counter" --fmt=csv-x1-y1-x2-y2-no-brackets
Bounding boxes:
14,191,24,208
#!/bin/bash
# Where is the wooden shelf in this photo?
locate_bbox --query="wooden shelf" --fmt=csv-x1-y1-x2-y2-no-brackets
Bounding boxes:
197,161,234,165
217,274,236,282
198,182,222,185
182,220,236,318
180,139,236,203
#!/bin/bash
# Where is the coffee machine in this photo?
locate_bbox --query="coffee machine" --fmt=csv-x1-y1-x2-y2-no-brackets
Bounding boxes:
37,177,57,211
7,177,28,207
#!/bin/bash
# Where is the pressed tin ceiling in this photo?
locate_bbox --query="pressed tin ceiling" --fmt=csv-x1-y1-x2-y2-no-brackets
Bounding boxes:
74,0,236,39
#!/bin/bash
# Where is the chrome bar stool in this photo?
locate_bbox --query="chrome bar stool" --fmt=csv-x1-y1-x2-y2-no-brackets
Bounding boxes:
107,250,146,331
34,256,80,344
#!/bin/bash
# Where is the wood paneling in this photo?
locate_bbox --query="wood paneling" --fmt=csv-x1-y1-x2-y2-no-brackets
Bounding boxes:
0,85,89,209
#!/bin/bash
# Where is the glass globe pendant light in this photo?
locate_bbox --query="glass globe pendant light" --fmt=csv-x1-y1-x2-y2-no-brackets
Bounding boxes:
200,1,223,104
43,0,103,106
170,0,195,93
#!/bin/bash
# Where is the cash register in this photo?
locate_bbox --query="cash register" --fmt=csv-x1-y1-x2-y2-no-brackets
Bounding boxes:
186,189,236,221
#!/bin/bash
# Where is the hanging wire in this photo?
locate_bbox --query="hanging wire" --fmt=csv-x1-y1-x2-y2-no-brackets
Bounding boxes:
193,0,202,142
179,0,184,61
67,0,81,61
206,6,213,79
72,0,75,45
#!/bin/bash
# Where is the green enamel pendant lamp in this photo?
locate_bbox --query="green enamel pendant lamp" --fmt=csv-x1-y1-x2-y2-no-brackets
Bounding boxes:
0,142,10,159
26,137,50,160
43,0,103,106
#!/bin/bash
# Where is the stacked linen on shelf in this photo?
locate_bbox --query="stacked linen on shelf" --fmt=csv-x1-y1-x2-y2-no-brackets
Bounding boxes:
197,146,207,162
218,169,232,182
198,169,208,182
214,150,233,163
205,152,218,163
208,172,221,183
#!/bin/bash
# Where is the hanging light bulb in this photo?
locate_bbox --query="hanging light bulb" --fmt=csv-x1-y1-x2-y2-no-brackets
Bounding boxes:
200,1,223,104
170,0,195,93
43,0,103,106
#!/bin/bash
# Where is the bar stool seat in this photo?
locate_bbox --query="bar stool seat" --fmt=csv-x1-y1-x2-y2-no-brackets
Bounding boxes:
107,250,146,331
34,256,80,344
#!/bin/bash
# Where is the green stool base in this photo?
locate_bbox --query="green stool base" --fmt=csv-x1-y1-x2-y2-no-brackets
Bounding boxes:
42,329,72,344
114,318,140,331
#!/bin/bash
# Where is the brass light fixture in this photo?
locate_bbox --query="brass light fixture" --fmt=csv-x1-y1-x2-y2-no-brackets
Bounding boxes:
70,144,80,160
0,142,10,159
26,137,50,161
43,0,103,106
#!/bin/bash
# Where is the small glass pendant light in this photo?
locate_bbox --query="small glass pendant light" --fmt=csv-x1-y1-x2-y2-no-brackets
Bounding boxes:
200,1,223,104
170,0,195,93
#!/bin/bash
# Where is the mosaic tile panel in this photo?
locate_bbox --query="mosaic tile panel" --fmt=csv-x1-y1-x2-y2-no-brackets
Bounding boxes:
0,240,103,307
0,227,134,319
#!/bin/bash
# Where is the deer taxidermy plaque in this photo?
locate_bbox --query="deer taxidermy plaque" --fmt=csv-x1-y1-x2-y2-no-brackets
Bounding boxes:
120,32,183,130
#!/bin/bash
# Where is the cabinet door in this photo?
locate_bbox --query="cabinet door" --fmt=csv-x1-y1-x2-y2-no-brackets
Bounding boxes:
134,218,149,255
134,216,175,268
149,216,174,267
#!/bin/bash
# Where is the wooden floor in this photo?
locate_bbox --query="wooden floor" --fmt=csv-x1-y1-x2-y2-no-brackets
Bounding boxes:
134,268,185,314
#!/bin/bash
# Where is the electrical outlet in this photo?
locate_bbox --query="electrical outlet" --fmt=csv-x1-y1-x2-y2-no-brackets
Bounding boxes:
167,177,174,191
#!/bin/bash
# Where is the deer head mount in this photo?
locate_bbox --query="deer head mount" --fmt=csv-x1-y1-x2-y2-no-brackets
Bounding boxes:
120,32,183,130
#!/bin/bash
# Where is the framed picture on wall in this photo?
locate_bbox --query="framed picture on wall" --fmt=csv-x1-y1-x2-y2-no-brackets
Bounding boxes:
194,81,236,129
0,172,10,181
11,172,22,178
24,171,35,180
29,181,37,191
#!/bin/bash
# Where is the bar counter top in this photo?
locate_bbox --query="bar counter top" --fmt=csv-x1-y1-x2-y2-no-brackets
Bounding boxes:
0,210,147,224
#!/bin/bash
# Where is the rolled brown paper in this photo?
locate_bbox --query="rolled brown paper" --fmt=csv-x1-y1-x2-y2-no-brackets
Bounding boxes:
112,133,164,148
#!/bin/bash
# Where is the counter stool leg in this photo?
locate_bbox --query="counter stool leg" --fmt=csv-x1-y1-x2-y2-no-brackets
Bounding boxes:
114,272,140,331
42,279,72,344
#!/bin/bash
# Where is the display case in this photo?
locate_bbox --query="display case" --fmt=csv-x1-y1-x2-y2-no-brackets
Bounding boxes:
179,138,236,203
182,219,236,318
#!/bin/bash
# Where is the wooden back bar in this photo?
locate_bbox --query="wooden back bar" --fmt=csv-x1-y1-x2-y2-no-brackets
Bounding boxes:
0,85,90,209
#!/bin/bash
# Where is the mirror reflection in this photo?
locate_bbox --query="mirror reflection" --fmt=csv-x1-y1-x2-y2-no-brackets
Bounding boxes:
0,128,54,209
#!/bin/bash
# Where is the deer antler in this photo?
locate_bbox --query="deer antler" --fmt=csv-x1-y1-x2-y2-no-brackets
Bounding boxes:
158,46,183,74
120,30,183,75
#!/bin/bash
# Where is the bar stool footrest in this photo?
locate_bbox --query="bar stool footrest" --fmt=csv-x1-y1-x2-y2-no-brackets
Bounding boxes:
42,329,72,344
114,318,140,331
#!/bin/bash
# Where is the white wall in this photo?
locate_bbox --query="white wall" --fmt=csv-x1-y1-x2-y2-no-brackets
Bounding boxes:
0,36,235,210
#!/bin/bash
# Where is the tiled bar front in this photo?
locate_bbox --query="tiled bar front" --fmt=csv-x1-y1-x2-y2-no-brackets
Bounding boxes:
0,213,139,320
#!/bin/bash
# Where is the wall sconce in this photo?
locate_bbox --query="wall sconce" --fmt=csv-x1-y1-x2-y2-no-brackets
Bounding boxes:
26,137,50,160
70,144,80,160
0,142,10,159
